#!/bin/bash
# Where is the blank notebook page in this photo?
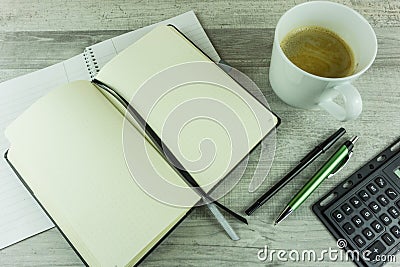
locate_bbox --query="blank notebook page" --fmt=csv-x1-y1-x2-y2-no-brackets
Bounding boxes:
96,25,278,191
5,81,199,266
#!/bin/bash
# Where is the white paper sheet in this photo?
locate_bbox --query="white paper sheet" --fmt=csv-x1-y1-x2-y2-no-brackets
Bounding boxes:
86,11,220,76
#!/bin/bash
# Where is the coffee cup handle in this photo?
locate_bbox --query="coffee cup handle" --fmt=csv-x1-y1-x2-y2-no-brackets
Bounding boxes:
318,83,362,121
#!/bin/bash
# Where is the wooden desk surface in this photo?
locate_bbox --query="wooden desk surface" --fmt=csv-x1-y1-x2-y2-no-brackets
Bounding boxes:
0,1,399,266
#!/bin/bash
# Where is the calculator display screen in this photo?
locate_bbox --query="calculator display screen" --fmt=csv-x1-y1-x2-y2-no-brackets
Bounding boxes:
394,166,400,178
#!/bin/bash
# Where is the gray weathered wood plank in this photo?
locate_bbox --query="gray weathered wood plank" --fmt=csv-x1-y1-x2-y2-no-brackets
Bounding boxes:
0,0,399,266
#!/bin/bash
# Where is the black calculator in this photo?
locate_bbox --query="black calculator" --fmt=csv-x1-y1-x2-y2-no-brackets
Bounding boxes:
313,138,400,267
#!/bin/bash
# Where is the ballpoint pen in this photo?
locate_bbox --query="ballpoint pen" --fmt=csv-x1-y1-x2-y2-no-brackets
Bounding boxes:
275,136,359,225
245,127,346,215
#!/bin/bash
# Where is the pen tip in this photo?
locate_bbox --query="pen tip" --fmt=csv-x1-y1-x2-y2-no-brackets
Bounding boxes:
274,206,293,225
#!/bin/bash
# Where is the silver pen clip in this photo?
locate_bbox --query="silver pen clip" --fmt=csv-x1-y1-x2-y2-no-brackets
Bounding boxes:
328,151,353,178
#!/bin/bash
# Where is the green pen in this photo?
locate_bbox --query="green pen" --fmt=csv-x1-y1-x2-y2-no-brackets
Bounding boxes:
275,136,359,225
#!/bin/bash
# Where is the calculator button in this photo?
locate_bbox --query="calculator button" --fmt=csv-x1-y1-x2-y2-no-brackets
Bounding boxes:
386,188,398,200
368,202,381,213
367,183,379,195
360,208,373,221
333,210,345,222
382,233,395,246
388,206,399,219
375,177,387,188
349,196,362,208
343,222,355,235
341,203,353,215
390,225,400,238
365,240,386,261
353,235,366,248
359,190,371,201
351,215,364,228
371,220,384,233
377,195,389,206
379,213,392,226
362,228,375,240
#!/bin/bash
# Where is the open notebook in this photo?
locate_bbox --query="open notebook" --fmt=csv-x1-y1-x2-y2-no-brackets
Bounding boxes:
0,11,219,250
5,26,279,266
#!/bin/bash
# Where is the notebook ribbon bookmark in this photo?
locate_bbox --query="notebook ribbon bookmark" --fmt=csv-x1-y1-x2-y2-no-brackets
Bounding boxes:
93,79,247,239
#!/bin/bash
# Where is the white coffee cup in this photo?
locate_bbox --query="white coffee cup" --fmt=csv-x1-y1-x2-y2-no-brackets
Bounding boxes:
269,1,377,121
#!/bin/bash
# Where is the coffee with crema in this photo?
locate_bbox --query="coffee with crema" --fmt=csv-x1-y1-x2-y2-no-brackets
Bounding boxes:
280,26,355,78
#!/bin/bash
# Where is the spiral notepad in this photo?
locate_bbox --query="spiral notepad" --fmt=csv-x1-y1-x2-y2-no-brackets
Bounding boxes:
82,11,220,79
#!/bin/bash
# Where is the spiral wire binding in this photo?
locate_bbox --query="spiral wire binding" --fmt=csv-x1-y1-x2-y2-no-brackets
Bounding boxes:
83,48,100,79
